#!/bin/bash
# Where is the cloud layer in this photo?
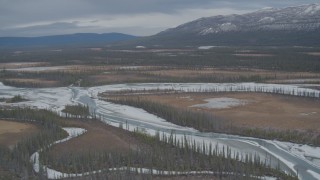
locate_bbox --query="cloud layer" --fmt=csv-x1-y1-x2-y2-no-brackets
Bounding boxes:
0,0,318,36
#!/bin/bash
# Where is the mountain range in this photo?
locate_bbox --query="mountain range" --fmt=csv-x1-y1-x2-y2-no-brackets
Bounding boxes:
130,3,320,47
1,4,320,48
0,33,137,48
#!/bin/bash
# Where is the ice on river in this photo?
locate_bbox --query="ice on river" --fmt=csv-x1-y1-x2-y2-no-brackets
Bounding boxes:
0,82,74,111
274,141,320,167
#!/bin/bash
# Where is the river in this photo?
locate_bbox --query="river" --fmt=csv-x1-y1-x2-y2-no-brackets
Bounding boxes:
1,82,320,180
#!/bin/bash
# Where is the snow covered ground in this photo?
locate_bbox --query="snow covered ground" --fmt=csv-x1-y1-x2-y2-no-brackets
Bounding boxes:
198,46,216,50
7,66,69,72
0,82,74,111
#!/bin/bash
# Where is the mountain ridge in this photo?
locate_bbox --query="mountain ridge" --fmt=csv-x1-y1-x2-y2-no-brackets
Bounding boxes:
132,3,320,47
0,33,137,48
163,3,320,34
1,4,320,48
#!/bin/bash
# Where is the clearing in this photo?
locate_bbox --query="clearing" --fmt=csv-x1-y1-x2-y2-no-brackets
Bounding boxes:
49,119,140,157
0,120,39,149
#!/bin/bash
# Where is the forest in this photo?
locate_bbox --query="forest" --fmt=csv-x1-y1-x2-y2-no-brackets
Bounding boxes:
0,107,297,179
0,46,319,179
0,108,66,179
0,47,320,73
62,104,90,118
0,46,319,88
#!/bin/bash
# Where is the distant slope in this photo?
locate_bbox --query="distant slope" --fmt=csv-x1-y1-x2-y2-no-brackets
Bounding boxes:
126,4,320,47
3,4,319,49
0,33,137,48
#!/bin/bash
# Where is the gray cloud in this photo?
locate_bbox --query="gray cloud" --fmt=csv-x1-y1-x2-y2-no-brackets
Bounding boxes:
0,0,319,36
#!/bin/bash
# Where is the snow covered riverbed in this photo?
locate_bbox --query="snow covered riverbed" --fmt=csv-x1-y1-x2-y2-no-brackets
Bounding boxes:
274,141,320,168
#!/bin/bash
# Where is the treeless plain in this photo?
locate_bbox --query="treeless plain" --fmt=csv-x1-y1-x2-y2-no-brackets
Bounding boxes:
49,119,140,158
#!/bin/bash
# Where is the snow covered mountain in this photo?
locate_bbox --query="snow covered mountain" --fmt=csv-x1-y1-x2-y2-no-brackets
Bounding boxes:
172,3,320,35
133,4,320,47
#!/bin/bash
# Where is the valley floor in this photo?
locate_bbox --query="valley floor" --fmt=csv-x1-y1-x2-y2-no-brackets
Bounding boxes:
106,92,320,132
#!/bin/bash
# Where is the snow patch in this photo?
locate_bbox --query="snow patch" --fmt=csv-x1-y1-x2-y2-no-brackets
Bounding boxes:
200,27,216,35
198,46,216,50
303,4,320,15
118,66,144,70
259,7,278,12
259,17,275,23
200,23,237,35
179,96,193,101
299,112,317,116
220,23,237,32
7,66,68,72
190,97,248,109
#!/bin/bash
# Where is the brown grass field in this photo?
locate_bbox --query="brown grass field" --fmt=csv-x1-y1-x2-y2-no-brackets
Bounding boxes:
127,93,320,132
88,73,151,84
0,120,39,149
0,62,47,69
49,119,141,158
4,78,60,87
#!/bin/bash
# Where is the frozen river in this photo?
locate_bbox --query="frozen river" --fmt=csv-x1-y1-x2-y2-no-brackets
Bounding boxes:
1,82,320,180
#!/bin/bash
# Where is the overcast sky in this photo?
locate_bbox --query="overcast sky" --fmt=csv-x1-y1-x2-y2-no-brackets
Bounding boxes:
0,0,318,37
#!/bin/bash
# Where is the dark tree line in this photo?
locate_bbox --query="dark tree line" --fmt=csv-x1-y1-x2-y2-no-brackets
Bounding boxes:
1,47,319,72
62,104,90,118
